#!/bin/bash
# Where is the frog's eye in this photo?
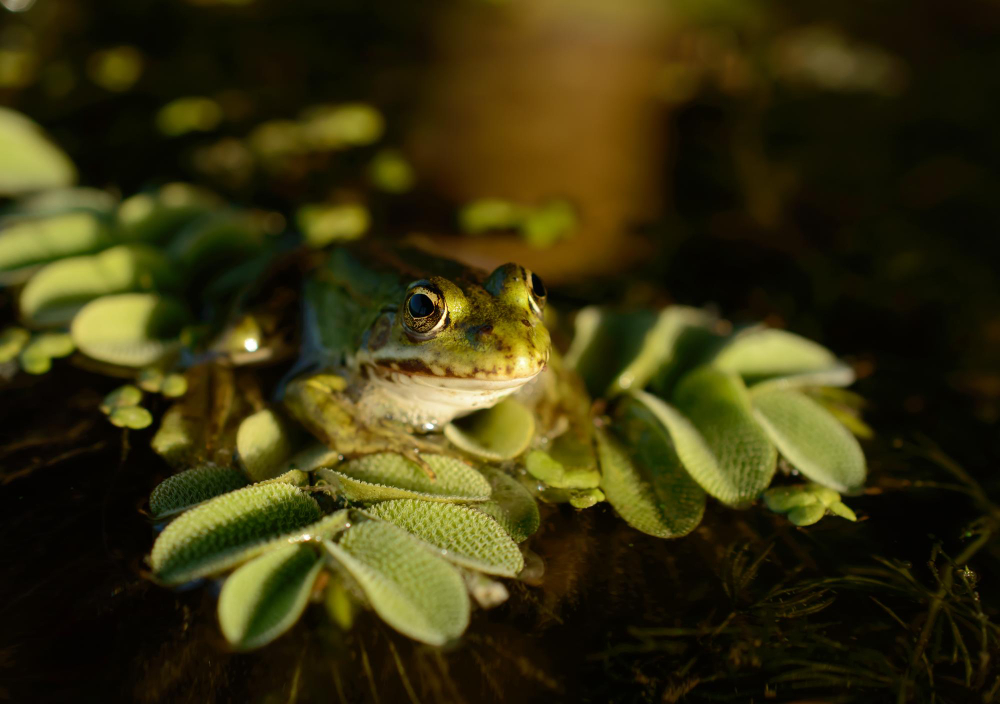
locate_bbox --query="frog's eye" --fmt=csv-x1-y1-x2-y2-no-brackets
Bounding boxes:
526,269,546,316
403,284,447,336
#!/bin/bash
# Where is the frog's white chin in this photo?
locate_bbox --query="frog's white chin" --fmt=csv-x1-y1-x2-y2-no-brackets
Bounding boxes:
364,365,539,429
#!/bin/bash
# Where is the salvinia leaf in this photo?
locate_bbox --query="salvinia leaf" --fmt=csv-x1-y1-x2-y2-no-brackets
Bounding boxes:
474,466,540,543
236,408,299,482
218,544,324,650
642,367,777,506
149,482,321,584
70,293,187,367
444,399,535,461
324,520,470,646
0,107,76,196
597,395,706,538
750,388,866,492
711,327,853,388
149,464,250,519
365,499,524,577
317,453,491,503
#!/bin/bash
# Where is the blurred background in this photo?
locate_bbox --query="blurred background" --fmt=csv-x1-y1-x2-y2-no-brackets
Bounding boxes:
2,0,999,701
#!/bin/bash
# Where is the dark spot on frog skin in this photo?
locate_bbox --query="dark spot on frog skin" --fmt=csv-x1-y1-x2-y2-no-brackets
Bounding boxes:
367,315,391,351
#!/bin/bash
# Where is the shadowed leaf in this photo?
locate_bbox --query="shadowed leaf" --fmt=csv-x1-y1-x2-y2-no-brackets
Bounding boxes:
218,544,323,650
597,394,706,538
149,464,250,518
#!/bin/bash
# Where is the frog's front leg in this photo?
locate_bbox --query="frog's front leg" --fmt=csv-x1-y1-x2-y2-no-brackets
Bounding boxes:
282,372,445,478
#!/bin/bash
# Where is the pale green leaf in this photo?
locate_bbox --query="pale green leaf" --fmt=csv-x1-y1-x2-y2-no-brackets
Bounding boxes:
0,212,111,284
0,107,76,196
324,520,470,645
788,503,826,526
19,244,176,327
100,384,143,414
236,408,299,482
318,453,491,503
638,368,777,505
218,544,323,650
597,395,706,539
474,466,540,543
366,500,524,577
161,373,188,397
109,405,153,428
0,327,30,363
751,388,866,493
149,464,250,518
524,449,601,489
712,328,852,387
70,293,187,367
444,399,535,461
149,482,321,584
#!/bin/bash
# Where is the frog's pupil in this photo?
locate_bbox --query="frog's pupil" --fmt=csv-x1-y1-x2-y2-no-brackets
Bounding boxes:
530,272,546,298
409,293,435,318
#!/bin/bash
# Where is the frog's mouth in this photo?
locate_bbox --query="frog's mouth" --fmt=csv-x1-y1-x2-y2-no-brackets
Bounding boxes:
365,358,543,425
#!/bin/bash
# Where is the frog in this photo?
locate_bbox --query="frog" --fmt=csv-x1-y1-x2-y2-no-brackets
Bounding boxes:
281,242,553,474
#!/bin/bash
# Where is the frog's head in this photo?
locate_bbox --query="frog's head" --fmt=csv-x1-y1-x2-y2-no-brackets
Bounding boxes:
358,262,551,421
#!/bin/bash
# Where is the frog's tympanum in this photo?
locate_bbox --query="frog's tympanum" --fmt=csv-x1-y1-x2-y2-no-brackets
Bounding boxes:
283,244,552,467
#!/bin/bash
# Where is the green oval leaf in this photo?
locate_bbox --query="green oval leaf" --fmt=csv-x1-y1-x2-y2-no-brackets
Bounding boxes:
324,520,470,645
366,500,524,577
149,482,321,584
0,327,30,363
108,405,153,429
641,367,778,506
70,293,188,367
444,399,535,461
100,384,143,414
237,408,299,482
117,183,221,244
597,395,706,539
0,107,76,196
474,466,540,543
20,244,176,327
750,388,866,493
218,544,323,651
0,212,111,283
149,464,250,518
318,453,491,503
712,328,852,388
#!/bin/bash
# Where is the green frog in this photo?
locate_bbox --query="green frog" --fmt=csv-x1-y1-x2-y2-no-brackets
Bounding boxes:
282,243,554,471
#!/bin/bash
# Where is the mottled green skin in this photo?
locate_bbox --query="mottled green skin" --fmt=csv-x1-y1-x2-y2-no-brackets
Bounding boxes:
285,243,551,466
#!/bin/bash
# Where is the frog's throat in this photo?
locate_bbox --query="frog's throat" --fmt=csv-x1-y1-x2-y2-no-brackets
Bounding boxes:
362,363,539,428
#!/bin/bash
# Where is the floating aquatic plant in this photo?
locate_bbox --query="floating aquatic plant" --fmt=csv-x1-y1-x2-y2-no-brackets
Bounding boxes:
0,107,874,653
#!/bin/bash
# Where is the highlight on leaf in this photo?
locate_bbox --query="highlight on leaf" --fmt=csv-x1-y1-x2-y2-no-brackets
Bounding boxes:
149,482,321,584
317,453,491,503
365,499,525,577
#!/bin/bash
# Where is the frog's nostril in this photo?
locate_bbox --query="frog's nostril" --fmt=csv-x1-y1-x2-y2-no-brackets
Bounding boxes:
478,325,494,336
